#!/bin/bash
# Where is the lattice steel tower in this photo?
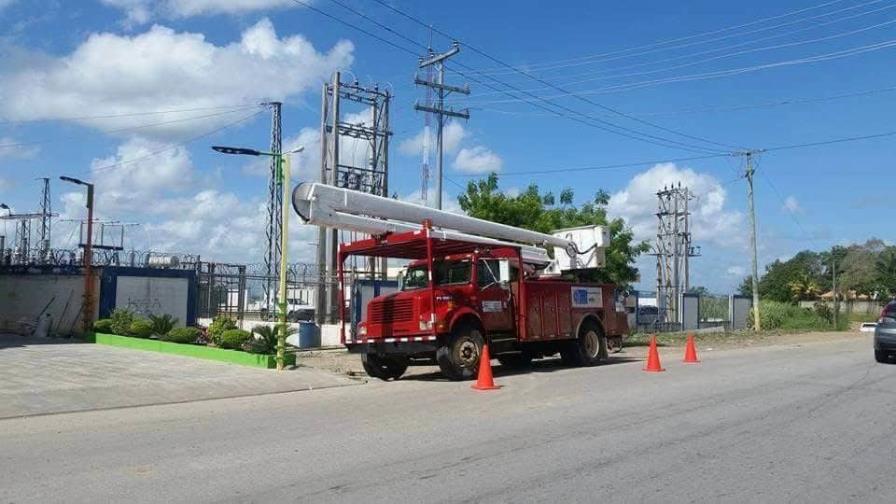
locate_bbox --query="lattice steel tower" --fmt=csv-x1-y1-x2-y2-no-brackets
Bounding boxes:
263,101,283,316
317,72,392,324
653,183,699,325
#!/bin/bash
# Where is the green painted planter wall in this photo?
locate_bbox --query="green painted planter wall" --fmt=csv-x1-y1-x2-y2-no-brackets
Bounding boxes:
86,332,296,369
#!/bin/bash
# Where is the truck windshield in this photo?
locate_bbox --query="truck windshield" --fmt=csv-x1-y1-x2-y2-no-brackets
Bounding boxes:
402,260,472,290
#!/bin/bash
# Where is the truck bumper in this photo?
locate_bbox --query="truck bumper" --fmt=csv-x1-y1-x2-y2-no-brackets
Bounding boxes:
346,335,440,355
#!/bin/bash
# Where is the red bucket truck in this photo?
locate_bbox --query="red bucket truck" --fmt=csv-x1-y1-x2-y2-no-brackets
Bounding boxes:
293,182,629,381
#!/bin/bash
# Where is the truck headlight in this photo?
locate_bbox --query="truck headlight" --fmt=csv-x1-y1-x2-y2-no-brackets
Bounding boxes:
358,324,367,336
419,319,433,331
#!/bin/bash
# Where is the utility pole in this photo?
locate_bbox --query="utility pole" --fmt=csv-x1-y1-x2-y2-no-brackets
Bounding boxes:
652,183,698,326
38,177,51,263
318,72,392,324
832,250,839,329
744,150,762,331
263,101,283,318
415,42,470,209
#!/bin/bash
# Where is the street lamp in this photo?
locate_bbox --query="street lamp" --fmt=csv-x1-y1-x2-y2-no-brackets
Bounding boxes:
59,176,96,334
212,144,304,370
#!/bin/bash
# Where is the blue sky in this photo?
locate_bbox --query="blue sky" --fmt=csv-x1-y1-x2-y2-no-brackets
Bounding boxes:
1,0,894,293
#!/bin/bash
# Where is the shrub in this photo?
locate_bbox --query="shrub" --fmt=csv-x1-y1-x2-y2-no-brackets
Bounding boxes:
219,329,252,350
248,325,297,354
208,316,237,346
109,308,136,336
93,319,113,333
162,326,201,344
749,300,844,331
149,314,178,336
129,318,154,338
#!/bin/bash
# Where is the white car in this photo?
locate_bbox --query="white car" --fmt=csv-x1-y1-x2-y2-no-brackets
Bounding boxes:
860,322,877,333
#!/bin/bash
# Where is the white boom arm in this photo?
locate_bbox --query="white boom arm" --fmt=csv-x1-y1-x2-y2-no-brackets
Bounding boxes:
292,182,607,268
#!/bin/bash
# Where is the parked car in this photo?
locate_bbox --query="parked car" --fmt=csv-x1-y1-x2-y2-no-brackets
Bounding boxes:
873,301,896,363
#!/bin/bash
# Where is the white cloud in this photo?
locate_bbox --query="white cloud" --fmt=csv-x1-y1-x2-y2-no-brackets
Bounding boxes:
400,189,463,215
399,121,467,156
782,195,802,213
101,0,297,24
726,265,746,277
607,163,743,248
86,137,194,213
0,19,353,139
0,137,39,160
453,146,503,174
0,0,16,12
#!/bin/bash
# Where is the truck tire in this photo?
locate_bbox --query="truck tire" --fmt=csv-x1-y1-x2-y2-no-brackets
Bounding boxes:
496,350,533,369
437,324,484,381
361,354,409,381
560,320,606,367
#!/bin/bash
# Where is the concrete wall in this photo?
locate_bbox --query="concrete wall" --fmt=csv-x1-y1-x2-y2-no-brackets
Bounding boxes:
799,300,886,314
0,274,100,336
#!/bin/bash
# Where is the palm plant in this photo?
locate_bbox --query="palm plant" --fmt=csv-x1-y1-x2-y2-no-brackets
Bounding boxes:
149,314,179,336
250,325,297,354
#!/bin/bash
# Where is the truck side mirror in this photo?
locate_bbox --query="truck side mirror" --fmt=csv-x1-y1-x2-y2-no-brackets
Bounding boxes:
498,260,510,283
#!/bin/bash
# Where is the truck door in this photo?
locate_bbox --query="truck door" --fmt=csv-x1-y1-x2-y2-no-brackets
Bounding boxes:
477,258,514,333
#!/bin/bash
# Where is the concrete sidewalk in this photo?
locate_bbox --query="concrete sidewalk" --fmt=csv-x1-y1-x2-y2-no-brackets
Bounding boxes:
0,334,359,419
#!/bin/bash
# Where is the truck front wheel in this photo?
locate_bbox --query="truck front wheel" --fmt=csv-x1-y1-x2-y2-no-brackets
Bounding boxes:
361,354,409,381
560,320,606,367
437,325,484,381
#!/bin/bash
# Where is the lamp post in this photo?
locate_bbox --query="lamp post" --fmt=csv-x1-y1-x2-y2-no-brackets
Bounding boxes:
212,144,304,371
59,176,96,334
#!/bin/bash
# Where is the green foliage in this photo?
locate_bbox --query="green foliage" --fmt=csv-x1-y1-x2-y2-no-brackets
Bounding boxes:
162,326,201,344
219,329,252,350
457,173,648,286
128,318,154,338
149,314,178,336
876,247,896,297
208,316,237,345
109,308,136,336
748,300,847,331
248,325,297,354
92,319,113,333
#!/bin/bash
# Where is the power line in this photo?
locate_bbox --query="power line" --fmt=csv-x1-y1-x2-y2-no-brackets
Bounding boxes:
549,10,896,90
312,0,731,154
91,110,265,173
370,0,740,153
0,104,263,126
457,125,896,177
0,106,262,149
454,37,896,106
626,84,896,117
461,0,868,77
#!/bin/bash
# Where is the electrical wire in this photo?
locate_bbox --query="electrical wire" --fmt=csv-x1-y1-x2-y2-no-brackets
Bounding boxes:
0,106,263,149
0,104,263,126
454,37,896,106
364,0,736,153
460,0,875,77
313,0,731,154
91,110,265,174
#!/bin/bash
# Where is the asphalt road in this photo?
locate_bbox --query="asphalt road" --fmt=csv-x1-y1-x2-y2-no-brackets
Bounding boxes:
2,335,894,503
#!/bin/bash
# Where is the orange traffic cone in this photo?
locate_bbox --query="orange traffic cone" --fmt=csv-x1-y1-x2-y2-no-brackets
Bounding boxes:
471,343,501,390
683,333,700,363
643,335,665,372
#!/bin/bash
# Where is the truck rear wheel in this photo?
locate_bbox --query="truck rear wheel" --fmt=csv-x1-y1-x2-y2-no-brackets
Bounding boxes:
437,325,484,381
361,354,409,381
560,320,606,367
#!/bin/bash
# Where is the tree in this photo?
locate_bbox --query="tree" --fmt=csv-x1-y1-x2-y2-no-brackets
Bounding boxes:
738,276,753,297
876,247,896,298
787,272,820,301
756,250,826,303
458,173,649,286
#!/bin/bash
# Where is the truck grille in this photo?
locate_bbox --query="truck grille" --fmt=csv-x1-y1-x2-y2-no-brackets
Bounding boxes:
368,298,414,324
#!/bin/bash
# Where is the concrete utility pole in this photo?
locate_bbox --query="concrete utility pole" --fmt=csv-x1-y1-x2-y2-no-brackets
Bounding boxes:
832,251,839,329
744,151,762,331
415,42,469,210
